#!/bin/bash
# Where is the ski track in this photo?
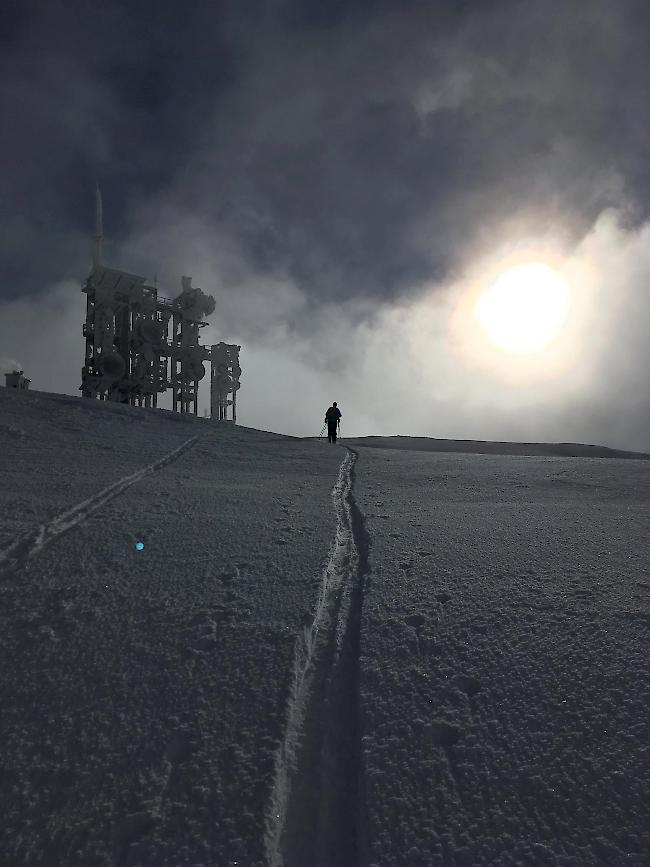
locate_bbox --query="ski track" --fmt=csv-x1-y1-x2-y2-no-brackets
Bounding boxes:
1,431,372,864
0,434,201,579
264,446,370,867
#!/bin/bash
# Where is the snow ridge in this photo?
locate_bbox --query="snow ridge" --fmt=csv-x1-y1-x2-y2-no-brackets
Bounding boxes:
0,434,201,579
264,447,369,867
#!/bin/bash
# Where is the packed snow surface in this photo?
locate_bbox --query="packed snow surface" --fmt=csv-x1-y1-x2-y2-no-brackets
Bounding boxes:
344,436,650,460
0,387,648,867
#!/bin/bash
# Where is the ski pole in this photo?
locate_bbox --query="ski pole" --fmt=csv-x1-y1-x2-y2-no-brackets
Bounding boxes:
318,423,326,438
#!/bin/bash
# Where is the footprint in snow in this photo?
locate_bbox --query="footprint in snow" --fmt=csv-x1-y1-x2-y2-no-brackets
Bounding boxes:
217,568,238,582
165,729,196,764
453,674,481,697
0,424,27,439
38,625,59,642
115,811,160,845
404,613,426,628
427,721,461,748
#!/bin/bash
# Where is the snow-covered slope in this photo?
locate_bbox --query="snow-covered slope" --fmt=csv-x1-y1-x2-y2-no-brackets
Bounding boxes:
353,448,649,866
1,387,648,867
345,435,650,460
0,388,343,866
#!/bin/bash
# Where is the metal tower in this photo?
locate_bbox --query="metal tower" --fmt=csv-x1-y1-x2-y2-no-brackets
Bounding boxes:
80,188,224,415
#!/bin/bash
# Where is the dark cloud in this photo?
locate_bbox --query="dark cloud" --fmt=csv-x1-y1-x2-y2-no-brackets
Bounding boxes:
2,0,648,302
122,0,649,306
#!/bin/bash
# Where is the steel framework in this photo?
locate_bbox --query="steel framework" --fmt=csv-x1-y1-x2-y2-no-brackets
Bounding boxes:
210,342,241,422
79,187,241,419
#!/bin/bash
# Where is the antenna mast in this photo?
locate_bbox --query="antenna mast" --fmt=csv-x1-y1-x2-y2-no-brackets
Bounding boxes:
93,183,103,269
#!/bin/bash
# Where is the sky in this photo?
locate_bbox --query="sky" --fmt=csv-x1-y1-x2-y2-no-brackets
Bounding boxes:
1,0,649,450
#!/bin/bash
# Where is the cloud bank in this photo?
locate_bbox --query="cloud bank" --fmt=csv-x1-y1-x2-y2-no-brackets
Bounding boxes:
2,209,648,451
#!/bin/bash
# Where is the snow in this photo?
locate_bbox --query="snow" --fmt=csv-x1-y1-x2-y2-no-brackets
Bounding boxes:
0,386,648,867
354,449,649,866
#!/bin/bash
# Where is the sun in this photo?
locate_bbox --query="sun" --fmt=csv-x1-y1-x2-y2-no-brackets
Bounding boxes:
475,262,571,353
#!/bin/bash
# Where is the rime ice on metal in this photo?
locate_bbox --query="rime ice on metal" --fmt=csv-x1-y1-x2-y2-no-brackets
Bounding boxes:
210,342,241,423
4,370,31,390
79,188,241,420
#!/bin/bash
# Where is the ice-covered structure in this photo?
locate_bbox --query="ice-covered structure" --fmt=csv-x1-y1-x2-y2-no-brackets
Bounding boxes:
80,187,240,420
211,342,242,423
4,370,31,390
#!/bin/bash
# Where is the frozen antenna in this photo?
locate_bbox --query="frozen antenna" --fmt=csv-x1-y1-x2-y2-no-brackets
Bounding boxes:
93,183,103,270
80,185,237,418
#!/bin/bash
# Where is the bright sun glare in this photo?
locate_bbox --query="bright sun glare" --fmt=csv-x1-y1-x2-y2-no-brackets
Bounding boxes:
475,262,571,354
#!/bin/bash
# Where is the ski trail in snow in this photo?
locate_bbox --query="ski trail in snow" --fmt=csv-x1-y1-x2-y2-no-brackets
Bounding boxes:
0,435,201,579
264,447,370,867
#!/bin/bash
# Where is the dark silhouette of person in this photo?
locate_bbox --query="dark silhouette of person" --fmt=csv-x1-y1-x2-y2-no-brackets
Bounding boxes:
325,402,342,443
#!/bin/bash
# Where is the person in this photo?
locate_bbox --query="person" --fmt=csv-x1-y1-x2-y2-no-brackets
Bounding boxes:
325,401,342,444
